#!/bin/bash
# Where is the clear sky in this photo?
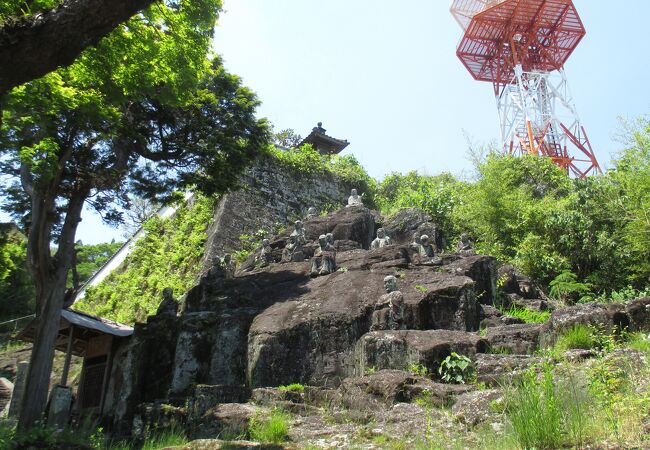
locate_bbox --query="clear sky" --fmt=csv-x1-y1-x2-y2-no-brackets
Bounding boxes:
28,0,650,244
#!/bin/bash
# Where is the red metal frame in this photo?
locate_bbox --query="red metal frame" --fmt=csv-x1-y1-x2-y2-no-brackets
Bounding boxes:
451,0,601,177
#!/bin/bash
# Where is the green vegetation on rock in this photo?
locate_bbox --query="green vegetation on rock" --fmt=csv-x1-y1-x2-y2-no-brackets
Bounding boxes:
75,195,215,324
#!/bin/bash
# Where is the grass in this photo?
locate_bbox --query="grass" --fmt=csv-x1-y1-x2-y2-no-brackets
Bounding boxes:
278,383,305,393
624,331,650,353
504,364,594,449
554,324,595,352
248,408,291,444
499,305,551,324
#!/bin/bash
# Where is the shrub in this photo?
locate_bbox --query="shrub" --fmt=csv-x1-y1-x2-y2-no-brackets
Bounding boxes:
438,353,474,384
278,383,305,393
549,271,594,304
248,409,290,444
407,363,429,377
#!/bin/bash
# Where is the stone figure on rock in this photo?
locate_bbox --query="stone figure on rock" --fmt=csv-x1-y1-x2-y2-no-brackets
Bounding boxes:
283,221,307,262
305,207,318,220
310,234,337,277
257,239,274,267
416,234,443,266
156,287,178,316
370,275,405,331
457,233,476,256
347,189,364,207
222,254,236,279
371,228,392,249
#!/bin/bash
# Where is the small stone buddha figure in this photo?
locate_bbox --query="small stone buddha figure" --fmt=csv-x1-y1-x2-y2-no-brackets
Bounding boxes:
371,228,392,249
418,234,436,257
310,234,337,277
347,189,364,207
157,287,178,316
409,232,421,252
257,239,273,267
305,207,318,220
457,233,475,256
370,275,406,331
282,221,307,262
222,253,236,279
326,233,335,248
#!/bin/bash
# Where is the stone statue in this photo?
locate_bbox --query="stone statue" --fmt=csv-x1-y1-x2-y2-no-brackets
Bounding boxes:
305,207,318,220
409,232,421,252
371,275,405,331
222,253,236,278
418,234,436,257
371,228,392,249
347,189,364,207
157,287,178,316
310,234,337,277
257,239,273,267
283,221,307,263
326,233,334,246
457,233,475,256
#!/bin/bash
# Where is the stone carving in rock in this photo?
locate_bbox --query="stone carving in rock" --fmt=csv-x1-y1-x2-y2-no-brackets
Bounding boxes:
283,221,307,262
256,239,274,268
347,189,364,207
457,233,476,256
409,232,421,252
157,288,178,316
371,276,405,331
222,254,236,279
370,228,392,250
305,207,318,220
416,234,443,266
310,234,337,277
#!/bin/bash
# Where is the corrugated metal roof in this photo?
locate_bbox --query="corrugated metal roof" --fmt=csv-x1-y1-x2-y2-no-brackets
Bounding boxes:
61,309,133,337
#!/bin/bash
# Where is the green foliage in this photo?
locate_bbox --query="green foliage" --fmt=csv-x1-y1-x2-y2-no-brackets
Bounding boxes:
552,324,616,355
499,305,551,324
75,195,215,324
278,383,305,393
624,332,650,354
438,353,474,384
139,429,189,450
505,365,592,449
407,363,429,377
248,409,291,444
69,241,123,288
234,224,284,264
414,285,428,294
0,225,34,321
595,285,650,304
376,171,463,241
549,271,594,303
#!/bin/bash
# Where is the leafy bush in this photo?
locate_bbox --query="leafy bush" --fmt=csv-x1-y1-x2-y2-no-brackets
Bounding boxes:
549,271,594,303
438,353,474,384
407,363,429,377
278,383,305,393
248,409,291,444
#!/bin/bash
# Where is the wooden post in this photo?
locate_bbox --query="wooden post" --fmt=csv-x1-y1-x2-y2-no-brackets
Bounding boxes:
60,325,74,386
98,337,115,416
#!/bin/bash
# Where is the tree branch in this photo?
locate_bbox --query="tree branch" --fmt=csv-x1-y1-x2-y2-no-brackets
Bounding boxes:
0,0,156,94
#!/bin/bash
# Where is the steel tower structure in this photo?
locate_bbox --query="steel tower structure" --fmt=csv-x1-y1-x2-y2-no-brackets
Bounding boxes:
450,0,601,177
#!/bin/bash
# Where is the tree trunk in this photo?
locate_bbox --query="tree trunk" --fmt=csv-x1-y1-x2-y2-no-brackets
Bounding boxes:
0,0,155,94
17,276,67,429
17,186,88,431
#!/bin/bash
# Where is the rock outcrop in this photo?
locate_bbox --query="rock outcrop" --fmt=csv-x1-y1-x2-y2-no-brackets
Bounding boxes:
104,206,498,433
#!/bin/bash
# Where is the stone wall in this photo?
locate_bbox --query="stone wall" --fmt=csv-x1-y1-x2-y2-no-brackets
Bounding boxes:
201,156,355,272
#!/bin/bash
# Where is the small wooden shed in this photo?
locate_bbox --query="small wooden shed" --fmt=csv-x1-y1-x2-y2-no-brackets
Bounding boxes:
17,308,133,416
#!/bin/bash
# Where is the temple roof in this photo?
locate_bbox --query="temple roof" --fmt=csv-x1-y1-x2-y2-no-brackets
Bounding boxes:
299,122,349,155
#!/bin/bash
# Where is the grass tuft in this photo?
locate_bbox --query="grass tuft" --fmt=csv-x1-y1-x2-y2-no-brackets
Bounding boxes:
248,408,291,444
499,305,551,324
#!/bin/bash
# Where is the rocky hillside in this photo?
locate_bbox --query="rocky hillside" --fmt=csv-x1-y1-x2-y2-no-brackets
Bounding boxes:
100,206,650,449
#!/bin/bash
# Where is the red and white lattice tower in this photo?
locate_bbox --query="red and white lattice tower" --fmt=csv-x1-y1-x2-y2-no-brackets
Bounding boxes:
450,0,601,177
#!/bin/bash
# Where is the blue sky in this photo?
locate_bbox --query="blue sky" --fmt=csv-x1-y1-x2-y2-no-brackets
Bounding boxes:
60,0,650,243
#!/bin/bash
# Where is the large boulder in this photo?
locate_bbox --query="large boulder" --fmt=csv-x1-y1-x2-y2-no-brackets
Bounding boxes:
540,303,627,347
625,297,650,332
474,354,545,385
444,255,497,305
381,208,442,249
484,324,542,354
452,389,504,426
339,370,472,408
354,330,488,377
